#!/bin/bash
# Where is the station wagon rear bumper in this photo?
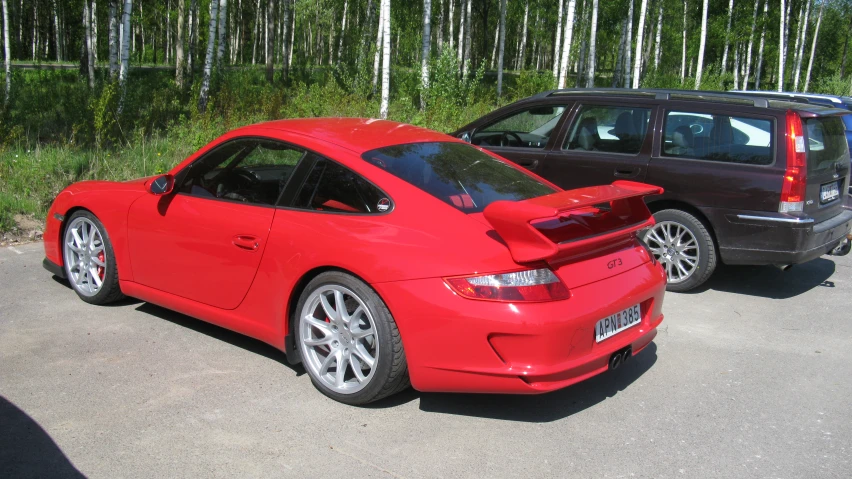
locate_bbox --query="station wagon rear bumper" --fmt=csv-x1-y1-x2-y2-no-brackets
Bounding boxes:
706,207,852,266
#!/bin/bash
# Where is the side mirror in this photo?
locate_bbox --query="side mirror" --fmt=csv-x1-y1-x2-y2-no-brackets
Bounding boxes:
460,131,472,143
149,174,174,195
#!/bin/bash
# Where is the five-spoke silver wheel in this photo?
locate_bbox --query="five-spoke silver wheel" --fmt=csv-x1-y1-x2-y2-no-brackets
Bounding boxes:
644,221,699,284
299,285,379,394
64,216,107,297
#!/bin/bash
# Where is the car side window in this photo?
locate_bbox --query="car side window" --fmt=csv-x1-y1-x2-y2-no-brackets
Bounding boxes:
564,105,652,155
178,139,306,205
472,105,567,149
662,111,773,165
292,155,391,214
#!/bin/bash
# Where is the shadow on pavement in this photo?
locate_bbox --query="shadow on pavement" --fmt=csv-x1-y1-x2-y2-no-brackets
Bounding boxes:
369,343,658,422
0,396,85,479
134,302,305,376
684,257,836,299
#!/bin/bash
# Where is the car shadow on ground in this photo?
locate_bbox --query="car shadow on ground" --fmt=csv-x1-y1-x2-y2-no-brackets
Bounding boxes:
134,302,305,376
0,396,85,478
683,257,837,299
371,344,658,423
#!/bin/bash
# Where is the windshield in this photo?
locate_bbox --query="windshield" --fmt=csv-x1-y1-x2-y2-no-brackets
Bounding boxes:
805,117,850,174
362,142,556,213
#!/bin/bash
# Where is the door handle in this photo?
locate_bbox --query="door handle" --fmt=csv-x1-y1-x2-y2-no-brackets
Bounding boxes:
517,159,539,169
614,168,640,178
232,235,260,251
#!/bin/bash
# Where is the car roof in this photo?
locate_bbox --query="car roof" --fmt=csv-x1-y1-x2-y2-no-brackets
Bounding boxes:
733,90,852,104
233,118,458,154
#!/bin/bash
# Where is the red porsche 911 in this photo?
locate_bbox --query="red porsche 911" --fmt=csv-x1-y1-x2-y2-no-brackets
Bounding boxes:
43,118,666,405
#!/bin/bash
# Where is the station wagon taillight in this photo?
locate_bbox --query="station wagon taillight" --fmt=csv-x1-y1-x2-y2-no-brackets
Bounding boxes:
780,111,807,213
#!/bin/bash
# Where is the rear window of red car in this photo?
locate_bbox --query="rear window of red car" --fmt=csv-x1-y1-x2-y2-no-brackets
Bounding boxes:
362,142,556,213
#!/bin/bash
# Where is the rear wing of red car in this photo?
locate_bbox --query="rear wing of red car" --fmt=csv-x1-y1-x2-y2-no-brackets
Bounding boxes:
483,181,663,264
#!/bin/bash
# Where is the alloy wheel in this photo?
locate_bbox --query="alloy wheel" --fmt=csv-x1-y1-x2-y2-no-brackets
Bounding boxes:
63,217,107,297
644,221,699,284
299,285,379,394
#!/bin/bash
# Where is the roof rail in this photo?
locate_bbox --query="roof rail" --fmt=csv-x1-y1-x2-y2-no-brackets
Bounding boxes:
546,88,770,108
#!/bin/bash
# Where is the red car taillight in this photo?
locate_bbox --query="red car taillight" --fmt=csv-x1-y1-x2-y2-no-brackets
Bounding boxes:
445,268,570,302
780,110,807,213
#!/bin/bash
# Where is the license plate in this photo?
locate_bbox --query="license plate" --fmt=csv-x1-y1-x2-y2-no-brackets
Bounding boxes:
820,181,840,203
595,304,642,343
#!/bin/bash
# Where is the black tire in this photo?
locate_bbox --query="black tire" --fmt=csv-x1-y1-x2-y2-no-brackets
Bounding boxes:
644,209,717,293
62,210,126,305
295,271,409,405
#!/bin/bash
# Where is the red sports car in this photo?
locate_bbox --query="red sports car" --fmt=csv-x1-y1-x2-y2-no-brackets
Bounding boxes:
43,118,666,405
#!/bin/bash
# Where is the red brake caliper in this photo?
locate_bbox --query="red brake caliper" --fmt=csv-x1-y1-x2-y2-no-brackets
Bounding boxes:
97,251,105,280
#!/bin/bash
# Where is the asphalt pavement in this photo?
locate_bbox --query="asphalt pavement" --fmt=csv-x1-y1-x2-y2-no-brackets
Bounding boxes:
1,241,850,478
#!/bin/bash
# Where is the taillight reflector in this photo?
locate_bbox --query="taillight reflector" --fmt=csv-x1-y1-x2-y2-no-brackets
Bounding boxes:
781,110,807,213
445,268,570,302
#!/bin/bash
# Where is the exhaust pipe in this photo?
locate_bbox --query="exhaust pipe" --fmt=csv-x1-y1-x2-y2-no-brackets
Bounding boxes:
774,264,792,272
829,237,851,257
609,346,633,370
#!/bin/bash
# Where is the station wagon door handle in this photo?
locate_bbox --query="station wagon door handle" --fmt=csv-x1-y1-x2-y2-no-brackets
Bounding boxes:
614,168,640,178
517,159,539,169
232,235,260,251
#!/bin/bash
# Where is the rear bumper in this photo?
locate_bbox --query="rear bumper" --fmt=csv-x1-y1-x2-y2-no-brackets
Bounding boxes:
374,261,666,394
703,207,852,266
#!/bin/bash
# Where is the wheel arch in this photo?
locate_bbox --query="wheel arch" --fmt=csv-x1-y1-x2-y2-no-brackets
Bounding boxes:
646,199,722,261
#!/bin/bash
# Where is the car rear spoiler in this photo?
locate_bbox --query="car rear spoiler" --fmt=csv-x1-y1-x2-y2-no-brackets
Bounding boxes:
483,181,664,263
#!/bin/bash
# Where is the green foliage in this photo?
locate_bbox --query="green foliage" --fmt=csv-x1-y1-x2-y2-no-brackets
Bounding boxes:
511,70,556,99
810,74,852,97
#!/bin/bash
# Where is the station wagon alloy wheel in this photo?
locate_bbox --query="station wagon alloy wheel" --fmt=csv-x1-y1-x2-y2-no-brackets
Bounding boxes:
64,216,107,297
645,221,699,284
299,285,379,394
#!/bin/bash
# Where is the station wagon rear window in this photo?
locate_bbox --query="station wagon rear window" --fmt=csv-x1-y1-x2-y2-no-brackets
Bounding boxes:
362,142,556,213
662,111,773,165
805,116,850,174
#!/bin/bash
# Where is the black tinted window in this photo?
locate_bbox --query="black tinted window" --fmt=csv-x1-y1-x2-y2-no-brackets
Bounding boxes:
362,142,555,213
663,111,773,165
564,105,651,154
805,117,850,174
294,155,390,213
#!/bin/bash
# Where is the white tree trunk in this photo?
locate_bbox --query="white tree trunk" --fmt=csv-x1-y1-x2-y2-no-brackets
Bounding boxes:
743,0,759,89
720,0,734,74
793,0,811,91
613,17,627,87
118,0,132,110
624,0,633,87
265,0,273,82
733,43,740,89
681,0,687,83
755,0,767,88
108,0,118,78
557,0,577,89
2,0,9,104
456,0,464,64
281,0,291,79
586,0,598,87
372,0,384,94
791,2,804,80
462,0,471,77
337,0,349,65
216,0,228,67
653,1,662,70
188,0,196,77
420,0,431,110
490,21,498,68
497,0,507,96
176,0,185,87
437,0,443,54
92,1,98,63
197,0,219,113
803,1,823,93
84,1,96,89
252,0,260,63
695,0,708,89
778,0,786,91
518,1,529,70
631,0,648,88
379,0,391,119
553,0,564,81
52,0,62,61
448,0,454,51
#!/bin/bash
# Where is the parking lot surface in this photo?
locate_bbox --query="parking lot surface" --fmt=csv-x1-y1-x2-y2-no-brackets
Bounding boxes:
1,241,850,478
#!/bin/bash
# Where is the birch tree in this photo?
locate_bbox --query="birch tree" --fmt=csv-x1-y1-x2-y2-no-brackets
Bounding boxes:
803,0,824,92
372,0,384,94
281,0,291,81
654,1,662,70
624,0,633,87
793,0,811,92
743,0,759,89
778,0,786,91
586,0,598,87
755,0,767,88
721,0,734,74
2,0,9,105
420,0,430,110
497,0,507,97
265,0,273,82
456,0,464,65
518,1,529,70
176,0,185,87
198,0,219,113
553,0,564,82
83,1,95,89
557,0,577,89
695,0,708,89
216,0,228,68
379,0,390,119
681,0,687,83
631,0,649,88
613,18,627,87
53,0,62,61
108,0,118,78
118,0,133,111
436,0,443,54
462,0,471,78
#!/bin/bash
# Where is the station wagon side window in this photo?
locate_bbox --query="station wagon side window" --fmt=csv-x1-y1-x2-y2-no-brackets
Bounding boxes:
177,139,306,206
662,111,773,165
564,105,652,155
291,155,391,214
472,105,567,149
